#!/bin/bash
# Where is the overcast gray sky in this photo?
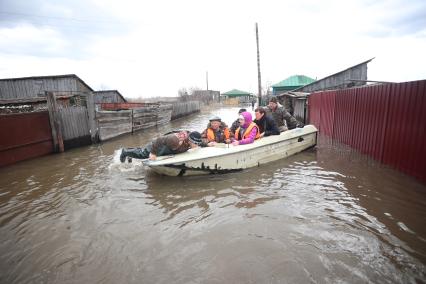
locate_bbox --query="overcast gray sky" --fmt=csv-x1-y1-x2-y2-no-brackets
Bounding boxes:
0,0,425,98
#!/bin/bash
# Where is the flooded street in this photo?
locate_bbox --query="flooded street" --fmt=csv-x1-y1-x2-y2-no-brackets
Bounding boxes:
0,106,425,283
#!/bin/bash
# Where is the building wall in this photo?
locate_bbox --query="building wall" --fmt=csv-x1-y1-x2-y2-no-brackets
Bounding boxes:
297,63,368,92
0,76,92,100
293,99,306,123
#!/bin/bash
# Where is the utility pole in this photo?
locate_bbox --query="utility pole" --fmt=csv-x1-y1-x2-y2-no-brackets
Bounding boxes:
206,71,209,90
255,23,262,106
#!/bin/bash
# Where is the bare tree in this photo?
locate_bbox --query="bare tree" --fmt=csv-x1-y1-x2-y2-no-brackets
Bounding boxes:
178,88,189,102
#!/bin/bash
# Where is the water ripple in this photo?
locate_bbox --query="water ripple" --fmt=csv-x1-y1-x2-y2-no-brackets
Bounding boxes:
0,107,425,283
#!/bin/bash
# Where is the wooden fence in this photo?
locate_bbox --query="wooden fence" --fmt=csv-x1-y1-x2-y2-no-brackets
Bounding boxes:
0,93,202,166
96,110,132,141
171,101,200,120
95,103,173,141
58,106,91,149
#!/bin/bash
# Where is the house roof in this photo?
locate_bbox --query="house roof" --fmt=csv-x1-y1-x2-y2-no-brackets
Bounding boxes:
222,89,253,97
272,75,316,88
292,57,375,92
94,90,127,102
0,74,94,92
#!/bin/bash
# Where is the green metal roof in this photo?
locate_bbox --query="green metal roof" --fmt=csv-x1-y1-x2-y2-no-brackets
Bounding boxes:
222,89,253,97
272,75,316,89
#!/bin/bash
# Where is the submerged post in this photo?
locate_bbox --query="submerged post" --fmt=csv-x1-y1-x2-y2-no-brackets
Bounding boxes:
256,23,262,106
46,91,64,152
86,92,98,143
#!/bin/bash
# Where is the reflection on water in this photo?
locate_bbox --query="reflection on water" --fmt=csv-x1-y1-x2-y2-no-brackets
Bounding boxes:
0,106,425,283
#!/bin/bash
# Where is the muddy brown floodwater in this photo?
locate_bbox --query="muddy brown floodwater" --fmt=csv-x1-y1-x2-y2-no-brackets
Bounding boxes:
0,107,425,283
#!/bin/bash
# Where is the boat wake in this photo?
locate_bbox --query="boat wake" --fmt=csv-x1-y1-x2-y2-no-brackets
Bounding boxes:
108,149,145,173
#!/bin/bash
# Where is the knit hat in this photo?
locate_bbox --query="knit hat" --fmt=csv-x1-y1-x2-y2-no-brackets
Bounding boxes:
209,116,221,122
188,131,202,145
238,108,247,114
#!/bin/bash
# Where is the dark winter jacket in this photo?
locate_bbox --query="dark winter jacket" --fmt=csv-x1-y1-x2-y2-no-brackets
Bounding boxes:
254,114,280,136
230,119,240,136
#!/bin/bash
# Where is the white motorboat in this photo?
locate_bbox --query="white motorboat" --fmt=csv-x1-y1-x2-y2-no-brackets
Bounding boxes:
144,125,318,176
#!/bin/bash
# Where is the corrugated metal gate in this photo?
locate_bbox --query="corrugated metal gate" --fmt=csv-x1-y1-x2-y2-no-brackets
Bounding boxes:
0,111,53,167
308,80,426,183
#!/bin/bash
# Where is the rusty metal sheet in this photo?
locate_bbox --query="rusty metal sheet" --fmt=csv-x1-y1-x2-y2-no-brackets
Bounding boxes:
0,111,53,167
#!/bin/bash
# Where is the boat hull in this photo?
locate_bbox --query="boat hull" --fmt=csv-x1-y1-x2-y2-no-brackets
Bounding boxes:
144,125,317,176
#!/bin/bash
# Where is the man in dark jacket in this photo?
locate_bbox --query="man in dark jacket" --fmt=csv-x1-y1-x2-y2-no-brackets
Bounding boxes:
230,108,247,136
254,107,280,137
120,131,202,162
265,97,303,131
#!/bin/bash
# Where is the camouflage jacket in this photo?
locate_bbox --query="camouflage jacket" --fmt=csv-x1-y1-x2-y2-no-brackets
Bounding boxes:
264,105,303,130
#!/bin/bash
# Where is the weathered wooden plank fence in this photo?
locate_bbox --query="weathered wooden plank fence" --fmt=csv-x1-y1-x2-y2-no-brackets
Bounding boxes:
0,93,203,166
158,104,173,125
95,102,174,141
58,106,91,149
171,101,200,120
96,110,132,141
132,108,156,131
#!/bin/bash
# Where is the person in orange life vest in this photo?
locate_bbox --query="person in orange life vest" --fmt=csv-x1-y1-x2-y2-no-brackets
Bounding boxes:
231,111,260,146
200,116,231,147
230,108,247,136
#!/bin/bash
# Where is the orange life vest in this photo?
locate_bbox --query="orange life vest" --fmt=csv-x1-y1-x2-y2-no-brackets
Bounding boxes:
207,127,230,142
234,122,260,141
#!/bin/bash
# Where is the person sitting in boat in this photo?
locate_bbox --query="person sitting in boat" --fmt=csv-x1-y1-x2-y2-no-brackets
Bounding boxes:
230,108,247,136
232,111,260,146
120,131,202,162
201,116,231,146
265,97,303,132
253,107,280,137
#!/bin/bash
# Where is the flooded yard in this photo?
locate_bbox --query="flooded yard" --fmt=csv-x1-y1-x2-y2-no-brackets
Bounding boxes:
0,107,425,283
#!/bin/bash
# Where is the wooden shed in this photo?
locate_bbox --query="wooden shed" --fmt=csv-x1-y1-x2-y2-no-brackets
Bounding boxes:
94,90,127,104
0,74,94,100
277,91,310,124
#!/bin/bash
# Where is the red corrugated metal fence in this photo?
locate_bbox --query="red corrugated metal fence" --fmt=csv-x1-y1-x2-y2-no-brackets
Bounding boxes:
0,111,53,167
308,80,426,183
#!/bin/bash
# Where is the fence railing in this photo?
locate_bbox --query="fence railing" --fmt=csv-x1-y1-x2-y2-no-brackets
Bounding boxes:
308,80,426,184
0,94,202,166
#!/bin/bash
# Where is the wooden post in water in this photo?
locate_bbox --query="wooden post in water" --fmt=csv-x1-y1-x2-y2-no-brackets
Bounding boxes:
255,23,262,106
46,91,64,152
86,92,98,143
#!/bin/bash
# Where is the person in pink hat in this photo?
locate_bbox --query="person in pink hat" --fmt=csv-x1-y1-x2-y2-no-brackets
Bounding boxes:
231,111,260,146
